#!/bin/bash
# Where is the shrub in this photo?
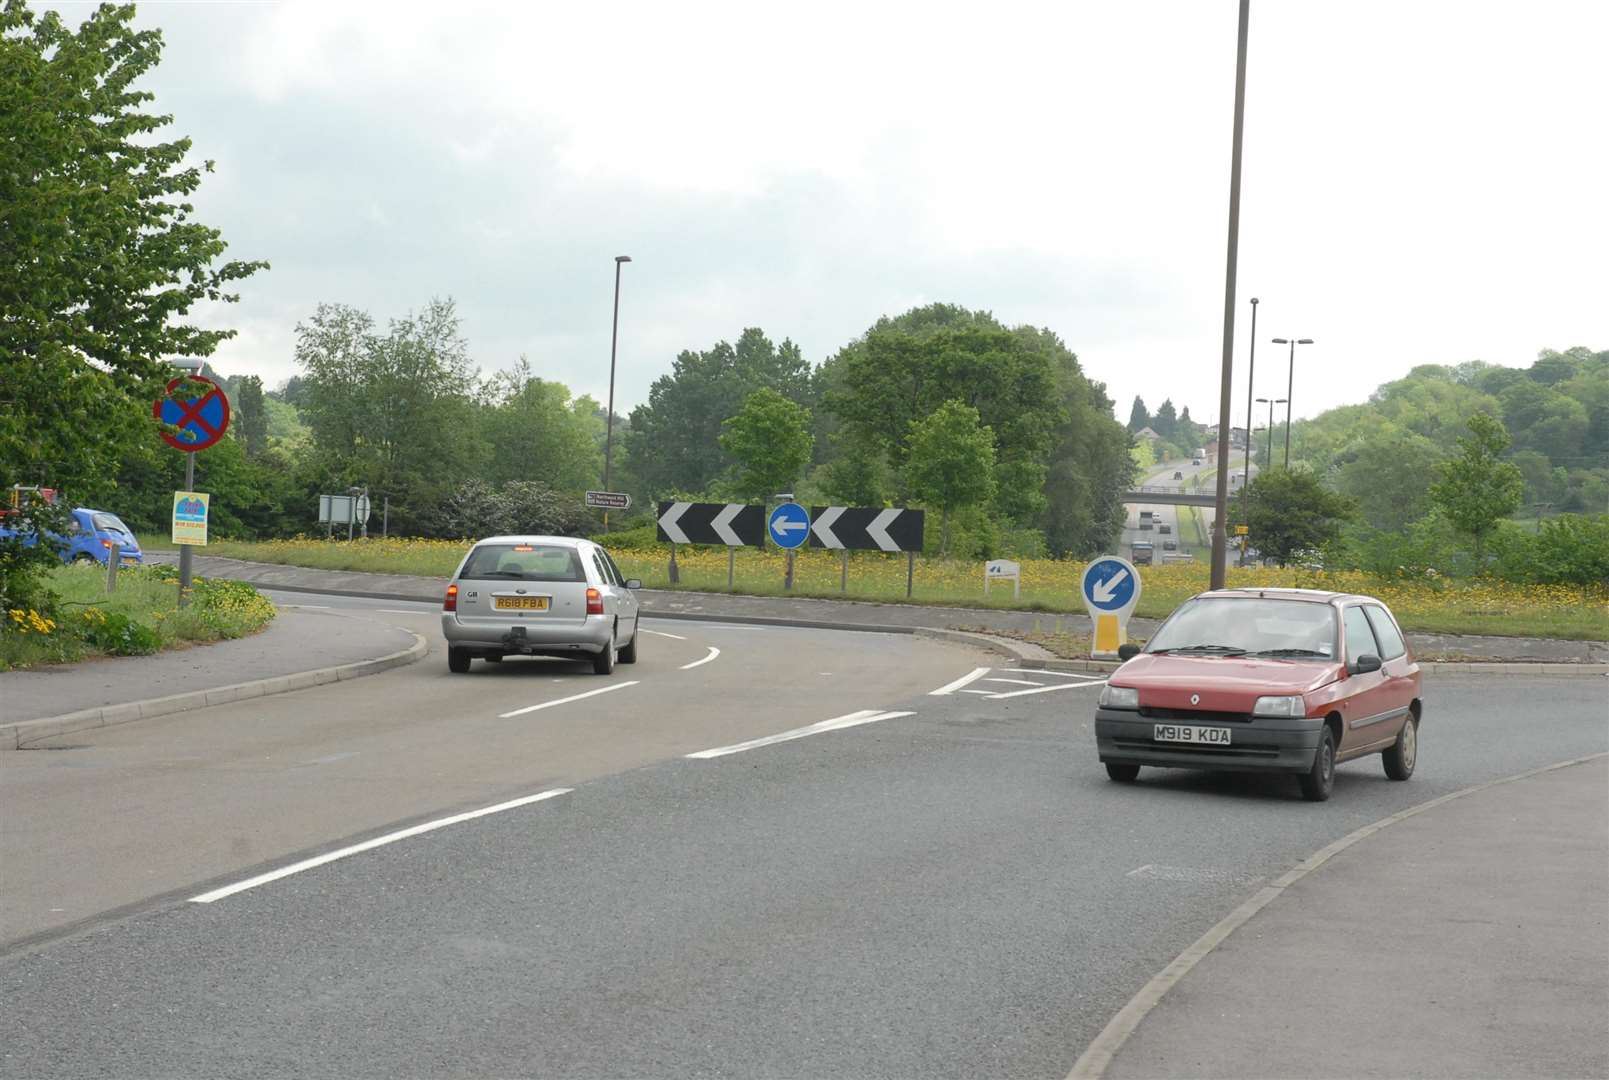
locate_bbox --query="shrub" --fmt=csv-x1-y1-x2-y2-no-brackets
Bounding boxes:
76,609,161,655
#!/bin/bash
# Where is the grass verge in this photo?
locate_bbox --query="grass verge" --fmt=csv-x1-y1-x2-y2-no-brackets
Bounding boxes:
188,536,1609,642
1,563,276,671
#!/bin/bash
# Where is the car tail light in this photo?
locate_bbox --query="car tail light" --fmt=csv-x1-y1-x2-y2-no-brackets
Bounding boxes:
586,587,604,615
444,583,458,612
102,538,114,549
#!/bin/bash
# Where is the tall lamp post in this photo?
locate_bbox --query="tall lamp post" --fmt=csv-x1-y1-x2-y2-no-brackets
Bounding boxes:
1270,337,1312,467
1208,0,1252,592
602,254,631,531
1242,296,1258,509
1255,396,1287,469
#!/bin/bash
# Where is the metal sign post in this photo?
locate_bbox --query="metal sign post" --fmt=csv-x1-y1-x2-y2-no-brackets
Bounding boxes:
154,375,229,608
767,503,809,592
807,505,925,597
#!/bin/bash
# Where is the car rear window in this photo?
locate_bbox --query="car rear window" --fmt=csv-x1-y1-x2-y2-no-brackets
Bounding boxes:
1363,605,1407,660
460,543,586,582
91,513,131,534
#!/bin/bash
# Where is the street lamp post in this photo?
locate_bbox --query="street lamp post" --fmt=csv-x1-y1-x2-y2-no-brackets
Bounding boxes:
1208,0,1253,592
1242,297,1258,509
603,255,631,531
1256,396,1287,469
1270,337,1313,468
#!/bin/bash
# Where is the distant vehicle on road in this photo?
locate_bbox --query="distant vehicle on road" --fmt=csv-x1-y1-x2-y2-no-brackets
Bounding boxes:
1094,589,1421,802
1162,539,1178,550
1192,448,1206,464
0,507,142,567
441,536,640,675
1158,523,1171,534
1173,470,1184,479
1130,541,1154,565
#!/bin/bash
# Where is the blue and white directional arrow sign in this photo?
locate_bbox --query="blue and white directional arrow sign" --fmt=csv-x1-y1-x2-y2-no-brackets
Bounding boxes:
1081,554,1142,658
767,502,811,549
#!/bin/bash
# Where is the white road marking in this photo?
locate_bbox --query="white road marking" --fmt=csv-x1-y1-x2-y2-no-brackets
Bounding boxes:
641,629,687,640
1013,668,1107,679
377,608,432,614
298,751,359,767
687,709,915,759
499,680,640,718
294,604,331,609
986,680,1107,700
680,646,721,670
984,677,1044,686
960,688,998,695
189,788,573,904
929,667,992,695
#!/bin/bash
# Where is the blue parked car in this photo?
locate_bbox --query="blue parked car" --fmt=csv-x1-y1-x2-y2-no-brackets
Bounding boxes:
0,508,143,567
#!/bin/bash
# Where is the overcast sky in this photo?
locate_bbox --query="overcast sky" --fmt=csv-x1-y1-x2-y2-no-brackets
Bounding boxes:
71,0,1609,427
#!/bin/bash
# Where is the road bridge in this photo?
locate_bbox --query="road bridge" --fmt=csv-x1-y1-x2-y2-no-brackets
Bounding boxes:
1121,485,1218,506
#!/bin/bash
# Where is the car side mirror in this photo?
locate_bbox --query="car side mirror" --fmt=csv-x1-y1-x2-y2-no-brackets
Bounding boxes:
1351,654,1382,675
625,579,642,590
1117,643,1141,661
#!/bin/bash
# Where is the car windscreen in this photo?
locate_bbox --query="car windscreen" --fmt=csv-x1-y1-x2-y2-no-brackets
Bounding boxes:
1145,597,1337,658
460,543,586,582
91,513,132,535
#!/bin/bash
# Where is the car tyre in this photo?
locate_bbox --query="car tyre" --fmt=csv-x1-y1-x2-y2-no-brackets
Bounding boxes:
1105,762,1140,783
618,629,637,665
1299,726,1336,802
447,648,472,674
592,637,616,675
1382,715,1417,781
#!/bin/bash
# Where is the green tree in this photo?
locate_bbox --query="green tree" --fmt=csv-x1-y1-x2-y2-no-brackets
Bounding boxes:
1429,412,1525,559
718,388,814,503
816,433,889,507
1239,468,1356,566
1152,399,1178,440
293,299,485,534
626,329,812,499
234,375,269,458
904,400,997,555
1127,397,1151,433
0,2,264,506
1334,430,1445,532
480,359,603,492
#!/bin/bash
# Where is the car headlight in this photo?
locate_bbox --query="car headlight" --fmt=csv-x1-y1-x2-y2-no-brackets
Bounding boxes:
1100,685,1139,709
1252,695,1306,717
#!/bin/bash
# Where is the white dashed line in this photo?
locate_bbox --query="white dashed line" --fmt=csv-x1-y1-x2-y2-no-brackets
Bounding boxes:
189,788,572,903
687,709,915,759
986,680,1107,700
499,680,640,718
929,667,992,695
641,629,687,640
1013,668,1106,679
984,677,1044,686
680,646,721,670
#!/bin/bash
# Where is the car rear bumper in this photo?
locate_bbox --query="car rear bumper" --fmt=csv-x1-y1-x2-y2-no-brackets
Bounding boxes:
441,614,612,656
1095,708,1324,773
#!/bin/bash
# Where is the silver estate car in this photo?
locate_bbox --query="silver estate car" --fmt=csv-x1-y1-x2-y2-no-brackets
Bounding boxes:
441,536,641,675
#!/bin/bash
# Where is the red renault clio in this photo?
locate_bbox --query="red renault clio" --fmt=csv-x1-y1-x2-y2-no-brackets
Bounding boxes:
1094,588,1422,801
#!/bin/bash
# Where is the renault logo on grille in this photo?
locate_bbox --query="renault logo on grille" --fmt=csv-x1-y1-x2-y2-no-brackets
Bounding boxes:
1190,693,1200,705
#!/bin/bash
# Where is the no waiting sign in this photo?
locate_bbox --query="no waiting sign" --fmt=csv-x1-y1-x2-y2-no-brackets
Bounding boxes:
153,375,231,452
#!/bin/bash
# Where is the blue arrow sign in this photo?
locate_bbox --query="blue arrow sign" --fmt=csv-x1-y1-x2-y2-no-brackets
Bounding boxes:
768,503,810,549
1082,556,1137,612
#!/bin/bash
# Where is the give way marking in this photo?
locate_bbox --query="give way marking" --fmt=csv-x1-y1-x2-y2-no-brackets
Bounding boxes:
928,666,1106,699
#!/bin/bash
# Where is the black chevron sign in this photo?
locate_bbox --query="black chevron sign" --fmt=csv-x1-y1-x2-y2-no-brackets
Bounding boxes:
656,501,765,547
807,506,925,552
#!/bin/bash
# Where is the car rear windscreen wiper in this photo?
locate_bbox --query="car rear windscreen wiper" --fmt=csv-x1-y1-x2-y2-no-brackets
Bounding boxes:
1151,644,1246,655
1250,648,1332,658
471,570,530,578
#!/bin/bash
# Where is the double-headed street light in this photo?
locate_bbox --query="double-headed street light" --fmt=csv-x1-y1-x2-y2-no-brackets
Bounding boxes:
603,255,631,531
1270,337,1313,467
1255,396,1288,470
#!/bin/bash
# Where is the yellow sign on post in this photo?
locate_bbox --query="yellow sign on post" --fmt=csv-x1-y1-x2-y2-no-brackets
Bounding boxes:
172,491,209,546
1094,613,1122,654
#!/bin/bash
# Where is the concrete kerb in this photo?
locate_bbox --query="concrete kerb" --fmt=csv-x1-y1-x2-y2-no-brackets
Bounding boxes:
1,628,430,751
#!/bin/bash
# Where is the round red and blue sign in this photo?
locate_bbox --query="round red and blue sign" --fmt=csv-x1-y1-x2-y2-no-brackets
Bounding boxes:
153,375,231,452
